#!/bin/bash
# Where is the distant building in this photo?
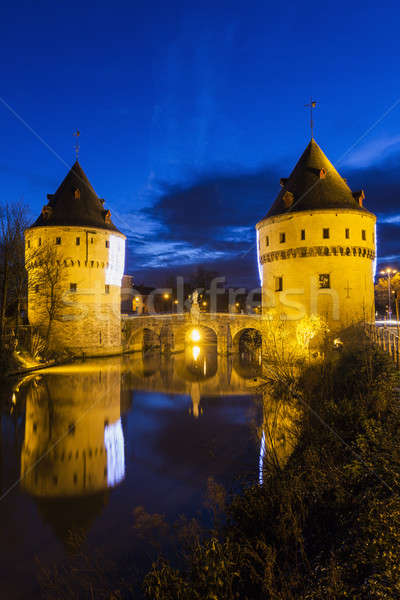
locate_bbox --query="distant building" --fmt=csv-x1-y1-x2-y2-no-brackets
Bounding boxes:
121,274,134,313
256,139,376,328
25,161,126,354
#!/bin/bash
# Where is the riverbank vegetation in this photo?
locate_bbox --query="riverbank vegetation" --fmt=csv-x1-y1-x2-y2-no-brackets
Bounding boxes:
144,336,400,599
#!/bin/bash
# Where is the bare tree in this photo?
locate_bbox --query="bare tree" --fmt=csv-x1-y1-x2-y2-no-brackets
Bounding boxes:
0,202,29,344
27,241,68,347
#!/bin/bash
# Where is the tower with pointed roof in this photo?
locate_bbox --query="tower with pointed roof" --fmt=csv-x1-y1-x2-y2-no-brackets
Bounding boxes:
25,161,126,354
256,139,376,329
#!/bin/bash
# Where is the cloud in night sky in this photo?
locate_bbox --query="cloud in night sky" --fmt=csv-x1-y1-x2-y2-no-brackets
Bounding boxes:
121,167,280,287
118,143,400,288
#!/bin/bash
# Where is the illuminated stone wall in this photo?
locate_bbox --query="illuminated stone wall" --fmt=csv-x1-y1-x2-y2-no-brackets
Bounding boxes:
256,209,376,329
25,225,126,354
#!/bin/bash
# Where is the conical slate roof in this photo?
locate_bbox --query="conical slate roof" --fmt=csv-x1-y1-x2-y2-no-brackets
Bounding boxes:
30,161,121,232
263,139,370,219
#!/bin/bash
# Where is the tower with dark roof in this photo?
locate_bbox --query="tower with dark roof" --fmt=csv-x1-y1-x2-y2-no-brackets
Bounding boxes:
256,139,376,328
25,162,126,354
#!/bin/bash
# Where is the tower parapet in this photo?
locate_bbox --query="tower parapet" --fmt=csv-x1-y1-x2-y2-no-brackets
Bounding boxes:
25,161,126,354
256,139,376,328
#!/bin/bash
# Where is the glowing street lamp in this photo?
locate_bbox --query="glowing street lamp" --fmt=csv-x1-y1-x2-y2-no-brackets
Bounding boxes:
190,329,201,342
380,268,397,320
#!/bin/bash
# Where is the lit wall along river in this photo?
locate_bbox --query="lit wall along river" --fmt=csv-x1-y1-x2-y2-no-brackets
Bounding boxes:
0,345,296,599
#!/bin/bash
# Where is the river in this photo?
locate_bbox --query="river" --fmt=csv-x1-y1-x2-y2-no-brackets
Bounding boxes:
0,346,270,598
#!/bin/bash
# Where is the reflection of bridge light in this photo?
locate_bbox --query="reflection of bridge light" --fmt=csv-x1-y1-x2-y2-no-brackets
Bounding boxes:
190,329,201,342
104,419,125,487
192,345,200,361
259,430,265,485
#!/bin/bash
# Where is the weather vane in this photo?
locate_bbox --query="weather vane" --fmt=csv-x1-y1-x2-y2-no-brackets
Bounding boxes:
73,129,80,160
304,98,317,139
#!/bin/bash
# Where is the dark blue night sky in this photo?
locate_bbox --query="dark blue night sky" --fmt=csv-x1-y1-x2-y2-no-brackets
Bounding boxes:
1,0,400,286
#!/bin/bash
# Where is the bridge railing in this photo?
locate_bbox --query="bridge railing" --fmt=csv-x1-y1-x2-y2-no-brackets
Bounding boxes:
366,322,400,368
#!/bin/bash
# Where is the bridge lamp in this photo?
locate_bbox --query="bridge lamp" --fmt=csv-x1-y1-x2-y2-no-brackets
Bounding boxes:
202,301,207,306
163,293,170,300
192,345,200,361
190,329,201,342
380,268,397,319
135,296,140,302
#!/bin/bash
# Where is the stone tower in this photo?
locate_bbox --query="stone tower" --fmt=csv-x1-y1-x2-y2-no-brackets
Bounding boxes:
25,162,126,354
256,139,376,329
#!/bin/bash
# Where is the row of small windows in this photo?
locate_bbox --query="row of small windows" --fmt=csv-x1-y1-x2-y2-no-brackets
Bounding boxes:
274,274,331,291
266,228,369,246
35,283,110,294
27,237,110,248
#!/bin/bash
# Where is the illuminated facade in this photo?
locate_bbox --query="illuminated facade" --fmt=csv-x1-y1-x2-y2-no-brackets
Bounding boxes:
256,139,376,328
25,162,126,354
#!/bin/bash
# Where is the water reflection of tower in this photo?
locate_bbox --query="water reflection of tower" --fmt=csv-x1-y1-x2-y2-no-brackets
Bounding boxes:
259,389,299,484
20,362,125,543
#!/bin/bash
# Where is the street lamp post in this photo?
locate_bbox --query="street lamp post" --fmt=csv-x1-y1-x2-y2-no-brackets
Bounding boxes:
380,268,397,320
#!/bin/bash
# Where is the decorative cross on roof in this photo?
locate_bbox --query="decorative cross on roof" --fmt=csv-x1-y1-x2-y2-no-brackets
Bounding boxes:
304,99,317,139
73,129,80,160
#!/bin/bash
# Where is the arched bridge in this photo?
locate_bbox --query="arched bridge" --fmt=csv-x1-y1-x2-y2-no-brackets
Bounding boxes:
122,313,263,354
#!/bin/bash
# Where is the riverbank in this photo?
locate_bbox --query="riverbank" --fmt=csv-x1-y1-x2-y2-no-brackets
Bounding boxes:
143,336,400,599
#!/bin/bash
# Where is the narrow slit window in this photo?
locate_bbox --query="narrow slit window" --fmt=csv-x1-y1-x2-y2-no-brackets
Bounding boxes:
301,229,305,240
279,232,286,243
345,228,350,239
76,237,80,245
38,238,42,246
361,229,366,241
70,283,77,292
275,276,283,292
266,236,269,247
105,284,110,294
105,240,110,248
323,228,330,239
56,237,61,245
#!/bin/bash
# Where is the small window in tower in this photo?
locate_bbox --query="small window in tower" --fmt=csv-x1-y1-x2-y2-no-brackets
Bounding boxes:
70,283,77,292
105,284,110,294
56,237,61,245
319,274,330,289
279,233,286,243
266,236,269,247
105,240,110,248
68,423,75,436
38,238,42,246
76,237,80,245
90,237,94,244
27,240,30,248
301,229,305,240
275,276,283,292
323,228,330,239
34,284,39,293
74,188,80,200
362,229,366,241
345,228,350,239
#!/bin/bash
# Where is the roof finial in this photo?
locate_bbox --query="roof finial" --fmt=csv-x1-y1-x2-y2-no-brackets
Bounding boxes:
304,98,317,139
73,129,80,161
